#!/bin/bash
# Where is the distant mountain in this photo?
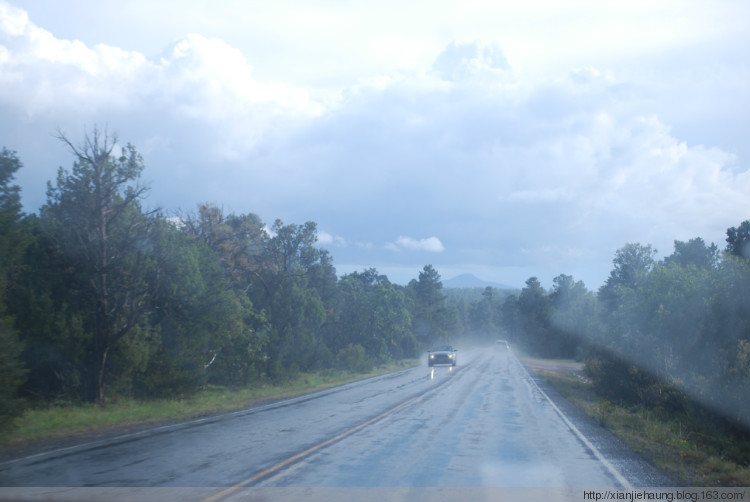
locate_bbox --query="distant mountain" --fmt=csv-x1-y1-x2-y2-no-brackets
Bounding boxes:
442,273,516,290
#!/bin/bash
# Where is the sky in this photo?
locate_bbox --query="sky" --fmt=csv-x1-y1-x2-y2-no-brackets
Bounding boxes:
1,0,749,289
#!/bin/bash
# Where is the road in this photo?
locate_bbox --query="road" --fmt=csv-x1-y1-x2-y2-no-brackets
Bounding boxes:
0,347,672,500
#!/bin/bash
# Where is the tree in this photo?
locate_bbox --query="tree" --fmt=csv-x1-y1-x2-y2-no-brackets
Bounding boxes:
517,277,552,356
664,238,719,269
336,269,414,362
247,219,319,306
726,220,750,260
410,265,444,308
406,265,450,347
500,294,521,343
549,274,595,358
0,148,25,278
608,243,657,288
181,204,267,293
598,243,657,312
587,232,750,427
43,129,154,403
245,219,330,378
11,215,92,400
132,217,250,393
467,287,498,339
175,205,272,386
0,148,27,428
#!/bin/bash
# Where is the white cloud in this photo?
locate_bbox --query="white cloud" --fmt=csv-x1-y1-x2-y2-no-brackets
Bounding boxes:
384,242,399,252
318,231,346,247
0,6,321,162
1,1,748,290
569,66,615,86
0,2,27,36
432,41,512,82
157,34,320,118
0,2,149,115
390,236,445,253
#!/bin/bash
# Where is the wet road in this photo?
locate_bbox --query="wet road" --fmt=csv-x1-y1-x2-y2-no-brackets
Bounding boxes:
0,347,671,494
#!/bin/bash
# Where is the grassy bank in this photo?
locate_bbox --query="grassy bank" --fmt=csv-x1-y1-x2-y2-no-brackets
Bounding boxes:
526,360,750,487
1,360,418,450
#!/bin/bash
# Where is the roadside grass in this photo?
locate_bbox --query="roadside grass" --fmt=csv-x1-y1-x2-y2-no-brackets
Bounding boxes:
1,359,419,450
533,366,750,487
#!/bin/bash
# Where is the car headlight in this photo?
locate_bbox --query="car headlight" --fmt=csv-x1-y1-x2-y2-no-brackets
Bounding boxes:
429,354,434,359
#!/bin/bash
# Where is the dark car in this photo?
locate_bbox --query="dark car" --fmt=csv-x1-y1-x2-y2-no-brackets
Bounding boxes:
428,345,457,367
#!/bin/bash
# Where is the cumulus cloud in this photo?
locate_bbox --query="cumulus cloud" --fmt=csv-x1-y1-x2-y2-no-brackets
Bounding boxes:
1,2,747,288
156,34,320,119
0,3,320,158
317,231,347,247
388,237,445,253
432,41,512,81
0,2,149,115
306,51,746,285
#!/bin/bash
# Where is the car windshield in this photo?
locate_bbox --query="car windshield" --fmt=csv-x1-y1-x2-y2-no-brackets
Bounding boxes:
1,2,748,499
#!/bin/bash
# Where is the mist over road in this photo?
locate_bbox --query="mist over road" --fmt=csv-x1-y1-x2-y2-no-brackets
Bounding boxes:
0,347,670,492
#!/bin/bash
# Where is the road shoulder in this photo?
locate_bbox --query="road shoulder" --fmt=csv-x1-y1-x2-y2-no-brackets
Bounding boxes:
519,357,675,487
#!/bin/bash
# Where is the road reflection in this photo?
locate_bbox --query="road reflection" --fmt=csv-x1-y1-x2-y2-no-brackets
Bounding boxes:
429,366,453,380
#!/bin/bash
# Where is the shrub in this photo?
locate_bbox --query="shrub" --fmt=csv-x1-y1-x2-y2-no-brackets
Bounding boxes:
336,344,373,373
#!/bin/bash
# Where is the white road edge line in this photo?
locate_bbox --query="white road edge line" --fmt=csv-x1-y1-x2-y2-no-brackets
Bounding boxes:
516,356,633,489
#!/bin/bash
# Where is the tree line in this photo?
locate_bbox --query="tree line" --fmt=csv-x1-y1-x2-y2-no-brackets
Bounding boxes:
0,132,454,428
1,130,748,439
456,228,750,434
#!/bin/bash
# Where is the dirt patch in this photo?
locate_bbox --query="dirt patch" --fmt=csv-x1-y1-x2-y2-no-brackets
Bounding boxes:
523,358,589,383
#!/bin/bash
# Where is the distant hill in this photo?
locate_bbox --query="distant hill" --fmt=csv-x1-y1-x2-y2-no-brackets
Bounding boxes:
442,273,516,290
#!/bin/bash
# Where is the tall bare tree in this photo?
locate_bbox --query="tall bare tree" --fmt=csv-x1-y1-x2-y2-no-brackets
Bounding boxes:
44,128,153,403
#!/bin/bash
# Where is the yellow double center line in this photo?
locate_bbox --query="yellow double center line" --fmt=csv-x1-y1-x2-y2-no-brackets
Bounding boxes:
200,394,421,502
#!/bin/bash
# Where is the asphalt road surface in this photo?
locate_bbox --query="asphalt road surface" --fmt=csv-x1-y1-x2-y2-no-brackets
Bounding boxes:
0,347,672,500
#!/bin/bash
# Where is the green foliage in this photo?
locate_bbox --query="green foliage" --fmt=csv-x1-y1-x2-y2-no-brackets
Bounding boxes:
585,351,644,404
0,147,28,427
664,237,719,269
585,350,686,413
0,319,26,431
137,216,267,395
444,286,520,343
406,265,452,347
8,125,744,438
41,129,153,403
211,295,271,387
3,136,431,409
515,277,552,356
465,287,499,340
590,234,750,431
506,274,594,359
12,216,94,400
182,204,268,292
498,230,748,432
726,220,750,260
0,148,26,284
598,243,657,312
335,269,415,363
548,274,596,359
336,343,372,373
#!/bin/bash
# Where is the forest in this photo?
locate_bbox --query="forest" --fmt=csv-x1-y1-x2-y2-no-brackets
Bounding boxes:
1,131,748,440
